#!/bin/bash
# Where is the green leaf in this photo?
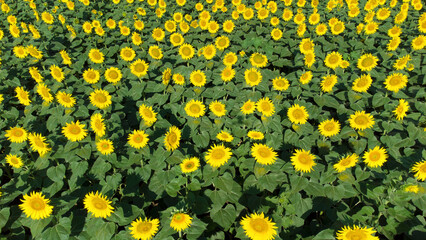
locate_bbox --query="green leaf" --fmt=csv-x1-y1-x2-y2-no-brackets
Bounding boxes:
210,204,237,230
313,229,335,240
0,207,10,230
47,164,66,182
41,218,71,240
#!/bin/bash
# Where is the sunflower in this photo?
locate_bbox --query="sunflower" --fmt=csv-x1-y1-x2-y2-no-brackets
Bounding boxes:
384,73,408,93
170,212,192,232
270,28,283,41
83,191,114,218
138,104,157,125
272,77,289,91
129,217,159,240
336,225,377,240
15,87,31,106
216,130,234,142
287,104,309,124
88,48,104,64
90,89,112,109
5,126,28,143
352,74,373,93
205,144,232,168
363,146,388,168
223,52,238,66
29,67,43,83
357,54,378,71
251,143,278,165
170,33,184,46
49,65,64,82
299,71,313,84
318,119,340,137
103,67,122,84
393,55,411,70
172,73,185,85
250,53,268,68
282,8,293,21
393,99,409,121
412,35,426,50
60,50,72,65
202,44,216,60
185,100,206,118
245,68,262,87
333,153,358,173
28,133,51,156
243,130,263,141
41,12,54,24
412,160,426,181
223,19,235,33
96,139,114,155
321,75,338,92
241,100,256,115
221,67,236,82
128,129,149,149
148,45,163,60
119,47,136,62
19,192,53,220
6,154,23,168
179,44,194,60
36,83,53,103
324,52,342,70
299,38,314,54
377,8,390,20
291,149,316,173
164,126,181,151
240,212,278,240
62,121,88,142
256,98,275,117
404,185,421,193
315,23,328,36
13,46,28,58
304,52,316,68
130,59,149,78
83,68,100,84
56,91,76,108
208,21,220,34
162,68,172,85
180,157,200,173
331,20,345,35
348,111,375,131
189,70,206,87
215,36,230,50
90,113,106,137
209,101,226,117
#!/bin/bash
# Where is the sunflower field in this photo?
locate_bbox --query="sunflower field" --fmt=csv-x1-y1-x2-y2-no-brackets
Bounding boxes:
0,0,426,239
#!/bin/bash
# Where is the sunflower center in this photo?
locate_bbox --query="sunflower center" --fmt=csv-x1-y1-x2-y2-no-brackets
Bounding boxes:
11,157,19,164
182,47,191,56
134,63,146,73
340,158,351,166
362,57,373,67
30,198,45,210
275,79,285,87
109,70,118,79
258,147,271,158
214,105,223,112
292,109,305,119
329,55,339,64
212,149,225,160
143,109,153,118
53,69,61,78
298,153,311,164
151,48,160,57
253,55,264,64
334,23,343,32
185,162,194,169
347,231,366,240
389,76,401,86
34,137,45,148
420,165,426,173
168,132,177,143
354,115,368,125
123,50,132,58
324,122,335,131
223,69,231,77
369,151,380,161
133,135,144,143
248,72,258,82
250,218,267,233
204,47,213,55
61,96,71,103
137,222,152,233
87,71,97,79
173,35,181,43
189,104,201,114
357,77,368,87
12,129,23,137
92,51,101,60
218,38,227,47
95,120,103,130
102,143,109,149
193,73,203,83
173,214,184,222
261,102,271,111
69,125,81,135
95,93,107,103
93,198,107,210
